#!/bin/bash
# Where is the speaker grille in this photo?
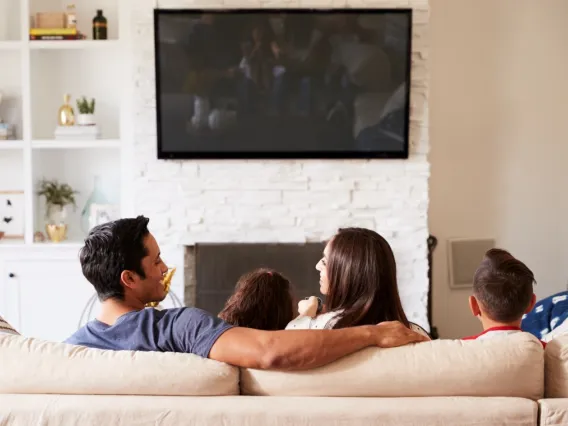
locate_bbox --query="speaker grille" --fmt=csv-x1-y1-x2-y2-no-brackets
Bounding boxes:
447,238,496,288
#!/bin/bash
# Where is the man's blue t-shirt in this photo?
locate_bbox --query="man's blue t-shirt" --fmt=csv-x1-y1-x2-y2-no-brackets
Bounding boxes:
64,307,233,358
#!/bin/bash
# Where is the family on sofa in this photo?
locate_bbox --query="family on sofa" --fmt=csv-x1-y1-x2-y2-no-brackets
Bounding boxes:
62,215,562,371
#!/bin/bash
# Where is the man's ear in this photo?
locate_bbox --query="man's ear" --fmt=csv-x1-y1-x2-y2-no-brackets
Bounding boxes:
120,270,137,290
525,293,537,314
469,295,482,317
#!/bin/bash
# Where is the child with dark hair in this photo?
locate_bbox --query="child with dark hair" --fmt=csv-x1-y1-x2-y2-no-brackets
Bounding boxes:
463,248,544,347
219,268,295,331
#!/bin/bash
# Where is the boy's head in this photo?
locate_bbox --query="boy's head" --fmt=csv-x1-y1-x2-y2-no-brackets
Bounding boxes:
469,248,537,325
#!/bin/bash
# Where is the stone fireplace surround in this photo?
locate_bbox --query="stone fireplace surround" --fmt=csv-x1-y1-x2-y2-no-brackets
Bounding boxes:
130,0,430,329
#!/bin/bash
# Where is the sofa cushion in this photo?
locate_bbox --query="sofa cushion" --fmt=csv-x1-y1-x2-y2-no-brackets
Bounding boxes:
0,315,19,336
539,399,568,426
0,394,538,426
241,332,544,400
545,334,568,398
0,334,239,396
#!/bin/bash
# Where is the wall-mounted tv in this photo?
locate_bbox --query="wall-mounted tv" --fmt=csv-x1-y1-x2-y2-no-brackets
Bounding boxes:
154,9,412,159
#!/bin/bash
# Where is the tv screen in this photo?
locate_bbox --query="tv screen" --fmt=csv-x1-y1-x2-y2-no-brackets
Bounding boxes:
154,9,412,159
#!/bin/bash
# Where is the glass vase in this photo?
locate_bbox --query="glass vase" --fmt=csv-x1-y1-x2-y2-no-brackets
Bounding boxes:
81,175,108,233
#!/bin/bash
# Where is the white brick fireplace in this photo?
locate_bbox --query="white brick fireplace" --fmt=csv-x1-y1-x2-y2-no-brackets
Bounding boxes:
129,0,431,329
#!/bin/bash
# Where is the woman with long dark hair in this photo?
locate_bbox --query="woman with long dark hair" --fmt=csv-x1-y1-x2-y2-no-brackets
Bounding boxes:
287,227,426,335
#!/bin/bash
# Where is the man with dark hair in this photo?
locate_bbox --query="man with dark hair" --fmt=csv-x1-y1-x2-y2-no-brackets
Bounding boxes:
463,248,543,346
65,216,428,370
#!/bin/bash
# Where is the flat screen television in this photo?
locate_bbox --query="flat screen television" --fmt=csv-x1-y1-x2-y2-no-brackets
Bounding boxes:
154,9,412,159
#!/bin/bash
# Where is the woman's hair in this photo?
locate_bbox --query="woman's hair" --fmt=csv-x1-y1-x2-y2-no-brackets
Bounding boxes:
326,227,409,329
218,268,295,331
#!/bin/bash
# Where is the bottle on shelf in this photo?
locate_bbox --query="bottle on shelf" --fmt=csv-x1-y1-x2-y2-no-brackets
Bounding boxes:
66,4,77,29
58,94,75,126
93,10,108,40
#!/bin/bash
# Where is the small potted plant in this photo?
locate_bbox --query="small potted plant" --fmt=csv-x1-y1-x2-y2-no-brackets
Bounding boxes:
37,179,78,242
76,96,96,126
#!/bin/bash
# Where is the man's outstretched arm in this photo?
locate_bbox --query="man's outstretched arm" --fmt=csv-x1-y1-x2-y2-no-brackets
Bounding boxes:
208,321,428,371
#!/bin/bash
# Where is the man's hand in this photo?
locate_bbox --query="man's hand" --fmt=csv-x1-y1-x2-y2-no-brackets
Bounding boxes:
371,321,431,348
298,296,319,317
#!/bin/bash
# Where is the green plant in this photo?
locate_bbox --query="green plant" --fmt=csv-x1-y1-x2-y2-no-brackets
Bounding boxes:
37,179,78,210
76,96,95,114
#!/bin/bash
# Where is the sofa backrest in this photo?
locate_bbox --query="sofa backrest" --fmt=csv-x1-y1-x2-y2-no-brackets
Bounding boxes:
545,334,568,398
241,332,544,400
0,334,239,396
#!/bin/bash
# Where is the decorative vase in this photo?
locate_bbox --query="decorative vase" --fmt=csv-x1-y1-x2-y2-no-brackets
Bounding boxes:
81,175,108,232
46,204,68,225
57,94,75,126
45,224,67,243
77,113,95,126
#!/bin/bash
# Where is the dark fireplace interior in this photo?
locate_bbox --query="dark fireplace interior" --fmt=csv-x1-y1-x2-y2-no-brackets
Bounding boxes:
184,243,325,315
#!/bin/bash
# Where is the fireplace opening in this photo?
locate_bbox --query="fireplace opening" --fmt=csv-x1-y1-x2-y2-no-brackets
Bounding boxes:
184,243,325,315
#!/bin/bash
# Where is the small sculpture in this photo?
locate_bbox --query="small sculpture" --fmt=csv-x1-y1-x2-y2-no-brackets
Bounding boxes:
58,94,75,126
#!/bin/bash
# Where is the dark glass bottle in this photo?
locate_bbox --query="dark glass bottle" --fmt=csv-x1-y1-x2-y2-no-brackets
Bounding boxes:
93,10,107,40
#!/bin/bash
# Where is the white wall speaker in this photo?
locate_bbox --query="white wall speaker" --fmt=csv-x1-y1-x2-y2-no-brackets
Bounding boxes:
447,238,496,289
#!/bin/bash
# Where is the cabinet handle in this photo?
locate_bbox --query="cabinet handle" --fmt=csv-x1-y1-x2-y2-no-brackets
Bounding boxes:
8,273,15,278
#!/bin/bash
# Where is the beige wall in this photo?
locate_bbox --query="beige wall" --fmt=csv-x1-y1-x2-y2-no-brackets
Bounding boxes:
429,0,568,338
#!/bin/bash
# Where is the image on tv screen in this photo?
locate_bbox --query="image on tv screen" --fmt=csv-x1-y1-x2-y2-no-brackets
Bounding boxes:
154,9,412,159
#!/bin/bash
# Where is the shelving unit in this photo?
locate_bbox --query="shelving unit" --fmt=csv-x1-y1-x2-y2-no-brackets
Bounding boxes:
0,0,126,247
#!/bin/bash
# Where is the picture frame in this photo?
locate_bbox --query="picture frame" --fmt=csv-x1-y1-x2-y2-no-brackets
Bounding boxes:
0,190,25,240
88,203,120,229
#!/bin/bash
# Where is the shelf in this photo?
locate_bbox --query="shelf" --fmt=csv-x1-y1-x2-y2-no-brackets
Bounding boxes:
32,139,121,149
0,41,23,51
31,241,84,249
0,241,26,249
29,40,120,50
0,140,25,149
32,149,121,243
30,49,122,140
0,241,84,254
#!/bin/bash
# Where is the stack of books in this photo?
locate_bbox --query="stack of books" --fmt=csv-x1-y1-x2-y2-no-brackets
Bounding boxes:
54,125,101,140
29,28,85,41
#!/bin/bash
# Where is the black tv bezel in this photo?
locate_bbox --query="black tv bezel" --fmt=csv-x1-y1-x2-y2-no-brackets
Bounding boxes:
153,8,413,160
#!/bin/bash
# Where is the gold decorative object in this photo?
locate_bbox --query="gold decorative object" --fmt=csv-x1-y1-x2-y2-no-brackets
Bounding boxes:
45,224,67,242
146,267,177,308
58,94,75,126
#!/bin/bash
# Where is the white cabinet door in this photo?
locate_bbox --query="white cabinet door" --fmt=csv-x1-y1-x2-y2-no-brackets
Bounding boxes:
4,259,96,342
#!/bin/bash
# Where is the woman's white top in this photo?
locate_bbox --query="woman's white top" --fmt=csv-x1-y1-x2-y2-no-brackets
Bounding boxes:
285,310,430,338
285,311,342,330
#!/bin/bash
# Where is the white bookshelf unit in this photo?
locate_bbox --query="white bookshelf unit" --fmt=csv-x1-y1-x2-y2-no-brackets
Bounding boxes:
0,0,126,247
0,0,130,342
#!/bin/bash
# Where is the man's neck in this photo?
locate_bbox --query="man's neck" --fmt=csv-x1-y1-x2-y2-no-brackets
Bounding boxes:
480,317,522,331
97,298,144,326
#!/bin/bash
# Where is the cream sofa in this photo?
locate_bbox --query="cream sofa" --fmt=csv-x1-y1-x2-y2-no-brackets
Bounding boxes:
0,332,567,426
